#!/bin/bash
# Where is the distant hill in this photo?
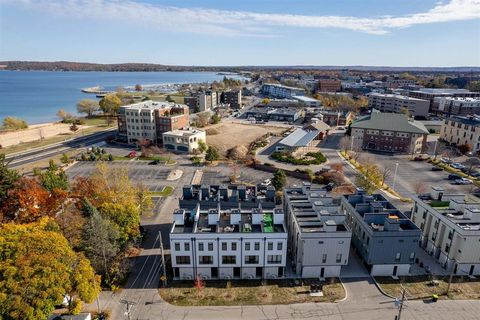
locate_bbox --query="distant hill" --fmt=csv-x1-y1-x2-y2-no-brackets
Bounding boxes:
1,61,479,73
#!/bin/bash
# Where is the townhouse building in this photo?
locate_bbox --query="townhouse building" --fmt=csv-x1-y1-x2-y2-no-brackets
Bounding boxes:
350,112,429,154
367,93,429,117
433,97,480,116
170,185,287,280
162,127,206,153
283,185,352,278
261,83,306,98
117,101,189,145
412,187,480,276
439,115,480,153
341,190,421,276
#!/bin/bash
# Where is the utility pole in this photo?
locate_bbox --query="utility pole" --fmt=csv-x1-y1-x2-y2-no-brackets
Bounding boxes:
433,139,439,159
446,262,456,296
120,299,136,320
395,287,406,320
159,231,167,287
392,163,399,191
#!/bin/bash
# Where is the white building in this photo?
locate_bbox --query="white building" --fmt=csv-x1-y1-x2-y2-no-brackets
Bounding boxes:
368,93,429,117
292,95,321,107
412,187,480,276
261,83,305,99
433,97,480,116
170,185,287,280
439,115,480,153
283,185,351,278
162,128,206,153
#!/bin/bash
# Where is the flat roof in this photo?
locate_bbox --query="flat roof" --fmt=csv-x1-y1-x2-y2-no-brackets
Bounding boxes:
292,95,320,102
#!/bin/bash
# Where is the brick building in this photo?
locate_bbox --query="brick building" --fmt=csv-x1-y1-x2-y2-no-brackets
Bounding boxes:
318,79,341,92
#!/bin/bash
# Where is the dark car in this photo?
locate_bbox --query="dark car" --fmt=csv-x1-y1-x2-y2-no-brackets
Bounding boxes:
431,166,443,171
324,182,335,191
413,156,425,161
148,159,160,165
448,174,461,180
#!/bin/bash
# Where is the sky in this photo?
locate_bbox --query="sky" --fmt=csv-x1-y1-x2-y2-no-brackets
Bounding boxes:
0,0,479,67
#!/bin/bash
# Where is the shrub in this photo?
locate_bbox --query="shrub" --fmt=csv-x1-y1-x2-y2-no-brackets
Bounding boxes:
271,151,326,165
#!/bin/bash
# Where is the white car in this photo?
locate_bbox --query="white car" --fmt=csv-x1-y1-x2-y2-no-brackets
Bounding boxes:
451,163,466,170
261,179,272,186
454,178,472,185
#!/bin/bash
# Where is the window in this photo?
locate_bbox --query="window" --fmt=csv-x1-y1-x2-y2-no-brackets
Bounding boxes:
268,242,273,250
231,242,237,251
322,254,327,263
399,239,404,243
409,252,415,261
336,254,342,263
254,242,260,251
395,253,401,261
445,244,450,253
245,242,250,251
208,243,214,251
267,255,282,264
176,256,190,265
222,242,228,251
222,256,236,264
366,237,370,245
184,243,190,251
174,242,180,251
448,231,453,240
245,255,259,264
277,242,283,250
199,243,204,251
199,256,213,265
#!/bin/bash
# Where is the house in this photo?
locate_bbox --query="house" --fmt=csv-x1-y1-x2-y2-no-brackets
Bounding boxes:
162,128,206,153
350,112,429,154
170,185,287,280
412,187,480,276
283,185,352,278
341,190,421,276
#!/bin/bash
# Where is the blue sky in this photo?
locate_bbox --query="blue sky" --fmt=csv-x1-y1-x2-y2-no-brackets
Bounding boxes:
1,0,479,66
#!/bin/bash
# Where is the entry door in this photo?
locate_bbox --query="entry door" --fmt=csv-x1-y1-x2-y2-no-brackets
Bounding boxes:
393,266,398,276
469,265,475,276
320,268,325,278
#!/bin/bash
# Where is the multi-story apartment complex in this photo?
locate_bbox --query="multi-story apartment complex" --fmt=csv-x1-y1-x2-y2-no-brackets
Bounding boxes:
412,187,480,276
261,83,305,99
170,185,287,280
351,112,429,154
439,115,480,153
368,93,429,117
317,79,341,92
183,90,219,112
385,79,416,89
117,101,189,145
244,107,302,123
283,185,351,278
409,88,480,112
162,128,206,153
341,190,421,276
221,90,242,109
432,97,480,116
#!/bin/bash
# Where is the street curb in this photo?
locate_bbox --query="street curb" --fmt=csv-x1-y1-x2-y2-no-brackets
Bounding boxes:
371,276,396,300
336,277,348,303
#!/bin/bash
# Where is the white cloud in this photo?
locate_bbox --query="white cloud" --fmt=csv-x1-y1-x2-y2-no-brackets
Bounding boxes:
3,0,480,36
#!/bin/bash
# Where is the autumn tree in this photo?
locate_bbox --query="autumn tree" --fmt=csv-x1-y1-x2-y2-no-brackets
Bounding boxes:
135,84,143,92
330,162,344,173
355,163,382,194
458,143,472,155
76,99,100,117
0,218,100,320
380,167,391,186
465,157,480,175
57,109,74,122
2,116,28,130
99,94,122,115
0,154,21,205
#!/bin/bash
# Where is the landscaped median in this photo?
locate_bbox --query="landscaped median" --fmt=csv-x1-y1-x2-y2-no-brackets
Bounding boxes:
159,279,345,306
150,186,174,197
375,276,480,300
271,151,327,165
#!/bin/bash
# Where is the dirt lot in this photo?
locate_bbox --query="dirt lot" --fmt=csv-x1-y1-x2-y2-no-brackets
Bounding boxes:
206,122,285,156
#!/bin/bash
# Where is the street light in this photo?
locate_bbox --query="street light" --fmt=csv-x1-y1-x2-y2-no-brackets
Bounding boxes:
392,163,399,191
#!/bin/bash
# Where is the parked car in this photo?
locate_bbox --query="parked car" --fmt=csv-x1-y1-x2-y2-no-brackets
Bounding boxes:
451,162,466,170
470,171,480,178
454,178,473,185
441,158,453,164
448,174,461,180
148,159,160,165
261,179,272,186
324,182,335,191
431,166,443,171
413,156,425,161
127,151,137,158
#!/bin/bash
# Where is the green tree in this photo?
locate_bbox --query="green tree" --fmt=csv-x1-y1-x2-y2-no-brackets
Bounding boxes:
61,153,70,164
99,94,122,115
0,154,21,204
272,170,287,191
0,218,100,320
76,99,99,117
40,160,69,191
205,146,220,162
468,80,480,92
355,163,382,194
2,117,28,130
211,113,221,124
197,140,208,153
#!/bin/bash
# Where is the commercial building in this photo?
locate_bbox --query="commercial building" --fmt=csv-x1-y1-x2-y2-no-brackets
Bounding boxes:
244,107,302,123
312,110,355,127
221,90,242,109
341,190,421,276
351,112,429,154
317,79,341,92
439,115,480,153
292,95,321,108
117,101,189,145
275,124,327,152
432,97,480,116
368,93,429,118
170,185,287,280
409,88,480,112
162,128,206,153
412,187,480,276
283,185,352,278
385,79,416,89
261,83,306,99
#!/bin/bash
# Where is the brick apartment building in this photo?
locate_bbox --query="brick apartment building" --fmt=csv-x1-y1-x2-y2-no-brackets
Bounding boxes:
318,79,341,92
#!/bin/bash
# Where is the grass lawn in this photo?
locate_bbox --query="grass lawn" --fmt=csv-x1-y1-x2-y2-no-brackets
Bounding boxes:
150,186,174,197
138,155,176,164
375,276,480,300
159,279,344,306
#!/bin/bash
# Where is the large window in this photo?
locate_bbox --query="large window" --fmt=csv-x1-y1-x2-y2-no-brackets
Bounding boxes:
222,242,228,251
184,243,190,251
245,242,250,251
268,242,273,250
267,255,282,264
336,254,342,263
199,256,213,265
198,243,204,251
222,256,236,264
176,256,190,265
174,242,180,251
244,255,259,264
277,242,283,251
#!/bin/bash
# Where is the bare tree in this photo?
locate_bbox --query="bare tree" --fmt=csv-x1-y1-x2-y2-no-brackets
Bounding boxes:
339,136,351,152
330,162,344,173
442,148,457,161
381,167,391,186
412,181,427,195
465,157,480,175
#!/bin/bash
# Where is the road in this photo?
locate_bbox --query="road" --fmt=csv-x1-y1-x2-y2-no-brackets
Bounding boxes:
5,129,115,167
